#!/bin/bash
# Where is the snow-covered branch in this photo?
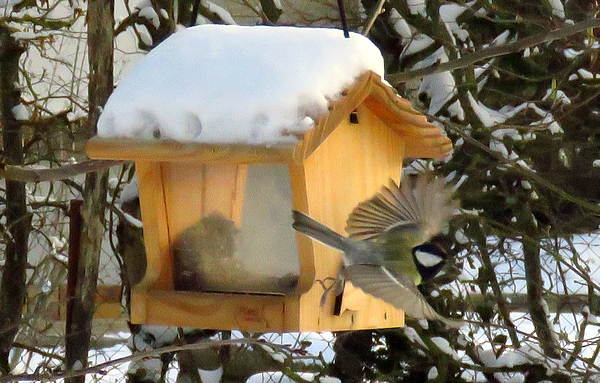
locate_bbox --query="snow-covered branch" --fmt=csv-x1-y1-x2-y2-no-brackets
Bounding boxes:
388,17,600,84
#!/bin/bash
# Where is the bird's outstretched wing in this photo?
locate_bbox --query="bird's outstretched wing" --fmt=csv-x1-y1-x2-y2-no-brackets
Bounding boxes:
345,174,457,242
342,264,463,328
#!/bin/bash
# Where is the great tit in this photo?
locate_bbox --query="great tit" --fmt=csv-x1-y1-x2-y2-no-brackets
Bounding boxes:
292,174,463,328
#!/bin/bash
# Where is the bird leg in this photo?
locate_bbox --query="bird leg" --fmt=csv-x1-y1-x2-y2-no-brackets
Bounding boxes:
316,276,344,307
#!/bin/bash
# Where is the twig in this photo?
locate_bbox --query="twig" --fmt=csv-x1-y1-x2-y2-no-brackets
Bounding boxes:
239,0,272,24
12,342,65,362
479,244,521,347
362,0,385,36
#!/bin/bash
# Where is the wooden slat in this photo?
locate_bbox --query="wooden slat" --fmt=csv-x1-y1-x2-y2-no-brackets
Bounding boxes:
86,138,297,164
45,285,125,321
161,162,206,246
289,162,316,296
135,290,287,331
404,135,453,158
362,80,429,124
135,161,172,290
160,163,248,245
130,161,171,324
94,302,123,319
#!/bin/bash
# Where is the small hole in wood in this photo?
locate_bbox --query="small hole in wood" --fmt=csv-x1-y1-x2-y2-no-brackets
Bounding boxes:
384,312,388,320
349,111,359,124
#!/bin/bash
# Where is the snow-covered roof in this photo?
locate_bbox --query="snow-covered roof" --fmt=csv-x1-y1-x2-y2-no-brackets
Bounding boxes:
298,71,452,159
97,24,385,145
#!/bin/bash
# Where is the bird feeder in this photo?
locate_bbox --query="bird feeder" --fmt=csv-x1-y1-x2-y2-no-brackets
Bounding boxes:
86,25,451,332
87,71,451,332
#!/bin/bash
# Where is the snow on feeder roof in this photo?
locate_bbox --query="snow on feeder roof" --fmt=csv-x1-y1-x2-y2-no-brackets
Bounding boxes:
87,25,453,332
97,24,385,145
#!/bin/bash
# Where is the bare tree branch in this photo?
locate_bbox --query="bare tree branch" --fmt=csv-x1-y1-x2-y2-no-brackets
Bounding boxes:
522,230,561,360
479,245,521,347
0,24,29,375
361,0,385,36
0,338,262,382
0,160,126,183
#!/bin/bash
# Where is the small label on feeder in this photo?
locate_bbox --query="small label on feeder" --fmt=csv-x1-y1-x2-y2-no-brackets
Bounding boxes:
236,307,268,325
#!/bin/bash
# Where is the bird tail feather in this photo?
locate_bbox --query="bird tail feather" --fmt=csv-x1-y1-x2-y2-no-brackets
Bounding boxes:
292,210,350,252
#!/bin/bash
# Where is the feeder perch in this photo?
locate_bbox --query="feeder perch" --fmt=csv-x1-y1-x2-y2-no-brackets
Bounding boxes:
86,26,452,332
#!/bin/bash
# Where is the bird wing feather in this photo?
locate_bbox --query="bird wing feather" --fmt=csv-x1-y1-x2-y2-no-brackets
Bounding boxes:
343,264,463,328
346,174,458,242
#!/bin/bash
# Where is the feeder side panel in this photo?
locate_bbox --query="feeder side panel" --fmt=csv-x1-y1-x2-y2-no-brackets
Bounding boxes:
130,289,149,324
130,161,172,324
298,104,405,331
135,161,172,289
161,162,206,247
289,161,317,296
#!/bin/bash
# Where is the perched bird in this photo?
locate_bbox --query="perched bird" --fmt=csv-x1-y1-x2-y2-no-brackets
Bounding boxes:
292,174,463,328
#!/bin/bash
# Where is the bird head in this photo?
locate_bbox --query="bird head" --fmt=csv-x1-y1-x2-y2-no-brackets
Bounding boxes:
412,242,448,282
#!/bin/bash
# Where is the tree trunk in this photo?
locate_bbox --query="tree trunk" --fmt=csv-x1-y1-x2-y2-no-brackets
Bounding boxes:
64,1,113,381
0,26,29,375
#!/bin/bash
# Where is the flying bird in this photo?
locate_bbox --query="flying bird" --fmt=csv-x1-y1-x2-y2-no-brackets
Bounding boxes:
292,174,463,328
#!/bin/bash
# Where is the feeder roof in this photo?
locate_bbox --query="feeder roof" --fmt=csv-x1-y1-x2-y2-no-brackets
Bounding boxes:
89,24,451,162
298,70,452,159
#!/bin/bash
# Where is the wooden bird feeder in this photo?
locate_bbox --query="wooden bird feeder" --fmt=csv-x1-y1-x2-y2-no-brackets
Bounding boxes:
86,71,452,332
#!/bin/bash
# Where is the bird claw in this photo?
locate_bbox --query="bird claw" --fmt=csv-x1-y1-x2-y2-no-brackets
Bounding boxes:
317,277,344,307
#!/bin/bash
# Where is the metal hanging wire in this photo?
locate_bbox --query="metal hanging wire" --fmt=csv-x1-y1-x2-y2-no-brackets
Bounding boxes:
337,0,350,38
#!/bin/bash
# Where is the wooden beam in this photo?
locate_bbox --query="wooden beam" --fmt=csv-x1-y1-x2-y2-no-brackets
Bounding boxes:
86,138,297,164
